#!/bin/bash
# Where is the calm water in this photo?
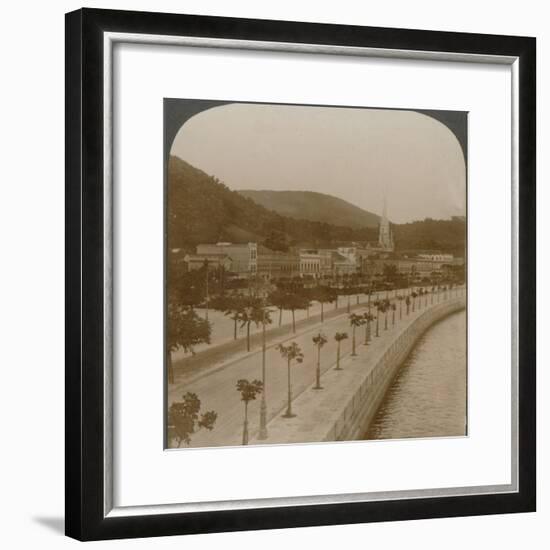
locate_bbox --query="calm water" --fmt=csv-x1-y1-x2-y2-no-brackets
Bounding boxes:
365,310,467,440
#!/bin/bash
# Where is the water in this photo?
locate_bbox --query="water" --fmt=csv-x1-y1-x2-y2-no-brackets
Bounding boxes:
365,310,467,440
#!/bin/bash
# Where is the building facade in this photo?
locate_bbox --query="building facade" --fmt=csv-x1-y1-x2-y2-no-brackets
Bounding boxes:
257,248,300,280
183,253,232,272
196,242,257,277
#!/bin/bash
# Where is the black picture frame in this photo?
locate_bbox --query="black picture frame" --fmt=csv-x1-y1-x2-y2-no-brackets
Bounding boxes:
65,7,536,541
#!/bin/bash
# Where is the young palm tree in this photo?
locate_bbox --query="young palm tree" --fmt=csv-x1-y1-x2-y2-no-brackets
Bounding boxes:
276,342,304,418
236,379,263,445
397,294,404,320
224,297,245,340
334,332,348,370
238,301,268,352
411,291,418,312
349,313,365,356
363,312,375,344
312,333,328,389
374,300,382,336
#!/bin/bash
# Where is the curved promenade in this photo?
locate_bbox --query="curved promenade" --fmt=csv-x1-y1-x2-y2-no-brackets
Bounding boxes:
250,295,466,446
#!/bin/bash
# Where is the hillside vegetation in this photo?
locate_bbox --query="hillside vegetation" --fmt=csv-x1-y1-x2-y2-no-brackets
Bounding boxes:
168,156,466,256
168,156,376,251
237,189,379,228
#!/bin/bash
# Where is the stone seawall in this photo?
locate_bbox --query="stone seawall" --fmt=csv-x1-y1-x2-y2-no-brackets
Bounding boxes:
328,298,466,442
250,296,466,446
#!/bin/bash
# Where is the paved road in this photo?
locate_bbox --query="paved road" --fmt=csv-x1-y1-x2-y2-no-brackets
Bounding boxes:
168,287,460,448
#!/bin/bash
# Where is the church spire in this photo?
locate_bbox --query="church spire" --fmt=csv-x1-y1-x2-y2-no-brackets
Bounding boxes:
378,190,394,251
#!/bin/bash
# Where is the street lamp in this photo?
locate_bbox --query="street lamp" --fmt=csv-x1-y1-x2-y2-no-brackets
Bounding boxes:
258,302,269,440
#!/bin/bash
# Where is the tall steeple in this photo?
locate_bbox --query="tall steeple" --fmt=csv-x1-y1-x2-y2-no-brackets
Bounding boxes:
378,190,394,251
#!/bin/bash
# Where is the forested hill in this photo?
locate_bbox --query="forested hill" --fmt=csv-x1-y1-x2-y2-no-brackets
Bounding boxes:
167,156,377,251
167,156,466,256
237,190,379,229
393,218,466,257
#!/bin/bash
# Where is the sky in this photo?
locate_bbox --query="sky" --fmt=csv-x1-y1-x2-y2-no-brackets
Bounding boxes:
170,102,466,224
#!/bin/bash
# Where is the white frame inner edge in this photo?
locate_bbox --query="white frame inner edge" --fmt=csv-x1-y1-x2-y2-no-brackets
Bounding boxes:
102,31,519,518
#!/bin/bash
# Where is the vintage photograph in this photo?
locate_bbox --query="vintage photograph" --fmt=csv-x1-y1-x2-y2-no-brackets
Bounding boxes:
165,100,467,449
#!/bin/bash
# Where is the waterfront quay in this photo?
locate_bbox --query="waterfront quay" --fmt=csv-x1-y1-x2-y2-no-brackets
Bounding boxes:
168,286,466,448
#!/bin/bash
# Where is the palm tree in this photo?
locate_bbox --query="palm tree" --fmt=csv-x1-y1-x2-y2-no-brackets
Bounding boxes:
238,301,267,352
276,342,304,418
374,300,382,336
282,292,311,334
362,311,375,344
312,333,328,389
334,332,348,370
268,289,287,326
349,313,365,356
411,291,418,312
310,286,336,323
236,379,263,445
223,296,245,340
397,294,404,320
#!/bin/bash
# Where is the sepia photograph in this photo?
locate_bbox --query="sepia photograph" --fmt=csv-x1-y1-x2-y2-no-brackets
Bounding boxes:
165,100,467,449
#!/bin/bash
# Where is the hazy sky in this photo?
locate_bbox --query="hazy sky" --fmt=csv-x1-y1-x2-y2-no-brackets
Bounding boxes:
170,103,466,224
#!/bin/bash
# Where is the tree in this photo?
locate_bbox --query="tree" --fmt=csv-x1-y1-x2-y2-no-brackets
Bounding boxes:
363,312,375,344
283,293,311,334
349,313,365,356
382,299,390,330
383,263,398,283
334,332,348,370
167,303,211,384
169,269,206,310
236,379,263,445
376,300,386,336
238,299,267,352
276,342,304,418
411,291,418,312
268,289,288,326
223,295,245,340
310,286,337,323
168,392,217,447
397,294,405,320
312,333,328,389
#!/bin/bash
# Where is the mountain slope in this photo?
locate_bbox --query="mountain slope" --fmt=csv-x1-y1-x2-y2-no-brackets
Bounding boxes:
167,156,377,251
237,190,380,228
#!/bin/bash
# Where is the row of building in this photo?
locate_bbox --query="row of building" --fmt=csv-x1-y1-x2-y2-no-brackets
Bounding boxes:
173,241,462,282
171,198,463,282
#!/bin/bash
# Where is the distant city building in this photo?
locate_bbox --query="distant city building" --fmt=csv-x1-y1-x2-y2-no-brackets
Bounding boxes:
417,253,454,262
331,251,356,277
183,253,232,272
196,242,257,276
257,247,300,280
299,249,323,278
